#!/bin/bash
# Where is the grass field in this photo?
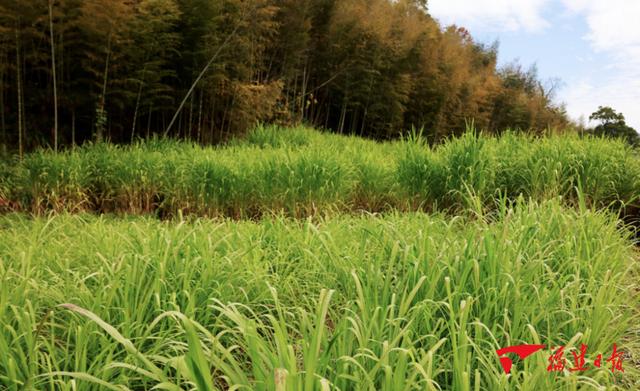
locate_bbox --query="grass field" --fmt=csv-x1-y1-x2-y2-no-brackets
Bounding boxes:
1,201,638,390
1,126,639,219
1,126,639,390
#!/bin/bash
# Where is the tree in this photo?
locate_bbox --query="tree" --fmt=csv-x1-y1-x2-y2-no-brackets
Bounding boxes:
490,62,568,134
589,106,625,125
589,106,639,147
0,0,41,157
0,0,574,152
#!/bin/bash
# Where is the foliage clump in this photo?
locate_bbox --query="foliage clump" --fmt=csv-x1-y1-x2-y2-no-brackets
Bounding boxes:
586,106,639,147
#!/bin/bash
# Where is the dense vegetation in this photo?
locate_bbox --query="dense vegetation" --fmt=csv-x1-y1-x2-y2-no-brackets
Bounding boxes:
1,127,639,390
1,201,638,390
0,0,570,155
1,126,639,220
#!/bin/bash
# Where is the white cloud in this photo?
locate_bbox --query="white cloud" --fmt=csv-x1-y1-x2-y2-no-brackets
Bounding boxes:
562,0,640,52
429,0,640,129
560,0,640,129
428,0,551,32
562,73,640,128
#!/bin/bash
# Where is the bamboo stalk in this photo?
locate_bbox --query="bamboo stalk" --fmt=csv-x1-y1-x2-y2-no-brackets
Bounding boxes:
49,0,59,151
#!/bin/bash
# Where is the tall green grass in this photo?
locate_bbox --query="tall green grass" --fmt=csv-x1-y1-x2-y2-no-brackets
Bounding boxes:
0,199,638,389
1,125,638,219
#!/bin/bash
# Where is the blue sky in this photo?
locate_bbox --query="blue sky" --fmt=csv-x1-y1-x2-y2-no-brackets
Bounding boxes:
428,0,640,129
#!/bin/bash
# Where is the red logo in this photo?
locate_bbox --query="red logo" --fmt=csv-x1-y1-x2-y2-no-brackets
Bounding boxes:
496,344,546,374
496,343,624,374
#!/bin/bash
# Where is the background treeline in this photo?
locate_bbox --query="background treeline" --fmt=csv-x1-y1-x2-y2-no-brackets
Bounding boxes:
0,0,570,154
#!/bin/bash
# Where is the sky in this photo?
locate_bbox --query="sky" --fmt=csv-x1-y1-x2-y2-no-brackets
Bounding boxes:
428,0,640,130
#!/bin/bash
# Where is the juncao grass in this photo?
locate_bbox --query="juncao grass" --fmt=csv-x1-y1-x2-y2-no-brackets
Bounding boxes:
1,126,639,390
1,125,639,220
0,199,638,390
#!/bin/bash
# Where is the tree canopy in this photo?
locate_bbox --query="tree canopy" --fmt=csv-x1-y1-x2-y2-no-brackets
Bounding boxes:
588,106,639,147
0,0,571,153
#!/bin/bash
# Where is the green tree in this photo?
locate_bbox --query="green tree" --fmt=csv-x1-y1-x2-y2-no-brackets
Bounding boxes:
589,106,639,147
